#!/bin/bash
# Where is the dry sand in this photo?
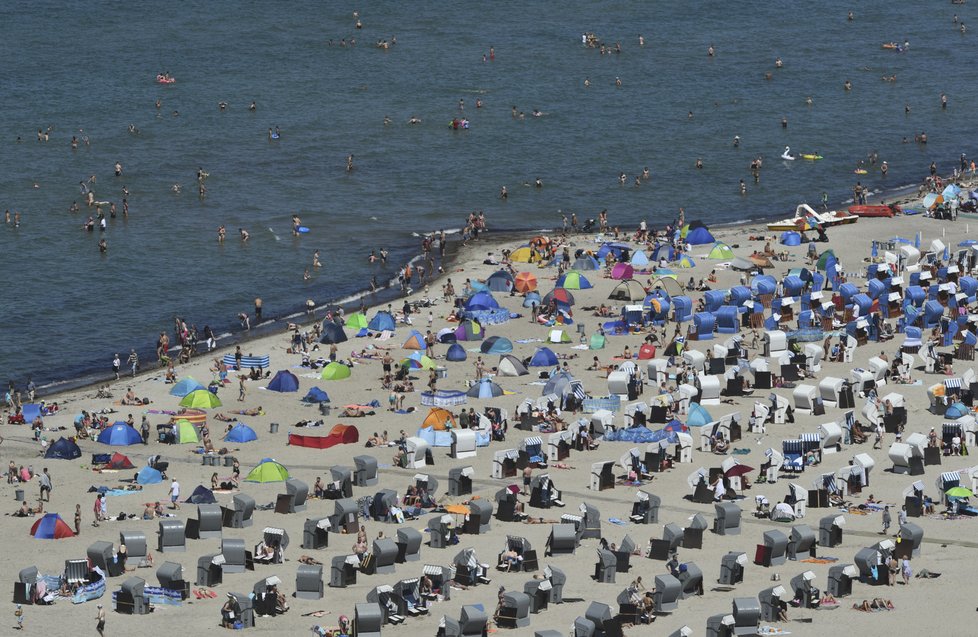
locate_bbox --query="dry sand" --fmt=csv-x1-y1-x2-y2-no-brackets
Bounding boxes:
5,209,978,636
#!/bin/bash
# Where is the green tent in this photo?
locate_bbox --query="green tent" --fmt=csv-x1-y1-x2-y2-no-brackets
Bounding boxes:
815,249,836,271
707,242,735,259
590,333,606,350
321,362,352,380
245,459,290,483
344,312,369,330
173,419,200,444
179,389,222,409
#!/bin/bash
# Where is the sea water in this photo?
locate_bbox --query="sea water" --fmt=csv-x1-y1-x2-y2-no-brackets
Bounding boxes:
0,0,975,390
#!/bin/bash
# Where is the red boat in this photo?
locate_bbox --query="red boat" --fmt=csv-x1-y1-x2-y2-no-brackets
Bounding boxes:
848,204,899,218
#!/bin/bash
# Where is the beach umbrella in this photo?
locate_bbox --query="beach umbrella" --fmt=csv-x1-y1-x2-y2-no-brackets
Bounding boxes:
724,463,755,478
542,288,575,306
96,423,143,446
321,362,352,380
224,423,258,443
514,272,538,293
180,389,222,409
30,513,74,539
245,459,290,483
267,370,300,392
922,193,943,210
945,486,973,498
344,312,368,330
943,183,961,199
169,377,205,397
319,322,348,344
556,271,592,290
611,263,634,280
173,419,200,443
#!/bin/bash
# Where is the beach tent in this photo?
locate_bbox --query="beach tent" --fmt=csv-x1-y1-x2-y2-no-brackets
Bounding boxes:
321,362,352,380
522,292,542,308
423,408,457,430
368,311,396,332
437,327,459,343
45,437,81,460
548,329,572,343
638,343,656,360
596,242,630,260
498,354,529,377
556,271,592,290
288,424,359,449
707,242,735,259
106,452,135,470
469,280,490,293
345,312,369,330
543,370,574,396
480,336,513,354
630,251,650,268
529,347,559,367
514,272,538,292
946,402,970,419
245,459,290,483
224,423,258,443
572,255,600,271
730,256,755,271
780,231,802,246
319,322,348,344
267,370,300,392
686,227,716,245
173,419,200,444
676,255,696,269
136,466,163,485
590,333,606,349
180,389,222,409
509,246,535,263
651,244,676,262
169,377,206,397
542,288,575,306
446,343,468,361
648,276,684,298
302,387,330,403
97,423,143,446
486,270,515,292
465,292,500,312
31,513,74,539
466,378,504,399
687,403,713,427
402,353,436,370
184,485,217,505
454,320,484,341
611,263,635,280
609,279,647,301
403,330,426,350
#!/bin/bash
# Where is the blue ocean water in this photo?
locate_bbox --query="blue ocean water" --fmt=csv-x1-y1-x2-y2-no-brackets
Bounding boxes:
1,1,976,391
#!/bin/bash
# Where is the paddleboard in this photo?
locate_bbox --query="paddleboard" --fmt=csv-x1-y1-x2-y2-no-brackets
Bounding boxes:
297,226,310,233
801,154,823,160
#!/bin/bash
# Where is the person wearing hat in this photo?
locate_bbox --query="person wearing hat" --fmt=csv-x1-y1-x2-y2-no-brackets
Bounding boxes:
96,604,105,636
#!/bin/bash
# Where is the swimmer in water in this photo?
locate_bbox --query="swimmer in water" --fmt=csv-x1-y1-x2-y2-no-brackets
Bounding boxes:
805,96,813,105
98,238,107,253
695,158,703,170
584,77,590,87
707,44,715,56
775,57,783,68
475,98,482,108
383,115,391,126
249,101,256,111
615,77,622,87
218,226,226,243
313,250,321,268
303,269,311,281
733,135,740,148
642,167,650,180
347,154,354,172
844,80,852,91
240,228,249,242
499,186,508,199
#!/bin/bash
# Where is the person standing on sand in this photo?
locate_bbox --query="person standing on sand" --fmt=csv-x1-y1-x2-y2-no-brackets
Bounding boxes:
882,506,891,535
239,376,247,402
74,503,82,534
127,349,138,377
169,478,180,510
112,353,121,380
96,604,105,636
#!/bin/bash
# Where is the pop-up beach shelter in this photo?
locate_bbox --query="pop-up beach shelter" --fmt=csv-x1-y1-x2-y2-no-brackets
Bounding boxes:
321,362,352,380
106,452,135,469
245,459,290,483
529,347,559,367
169,377,206,397
454,320,484,341
423,408,457,430
31,513,74,539
180,389,222,409
707,242,735,259
136,466,163,485
465,292,499,312
184,485,217,504
45,437,81,460
368,311,396,332
497,354,529,377
611,263,635,280
97,423,143,446
542,288,575,306
466,378,504,398
686,226,715,245
630,251,650,268
403,330,426,350
267,370,300,392
345,312,369,330
319,322,348,344
446,343,468,361
571,255,600,271
302,387,330,403
609,279,647,302
556,271,592,290
780,231,802,246
173,419,200,444
224,423,258,443
486,270,515,292
480,336,513,354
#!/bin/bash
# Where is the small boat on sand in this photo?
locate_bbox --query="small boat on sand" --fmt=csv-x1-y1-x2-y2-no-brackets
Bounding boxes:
767,204,858,231
848,204,900,218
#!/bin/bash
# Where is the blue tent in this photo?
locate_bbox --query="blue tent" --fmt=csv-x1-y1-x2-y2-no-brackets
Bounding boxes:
686,227,716,245
486,270,515,292
630,251,650,268
30,513,74,539
522,292,542,308
946,402,970,419
571,255,600,270
136,466,163,485
466,378,504,399
529,347,558,367
21,404,42,423
446,343,468,361
169,377,206,397
319,322,348,344
267,370,299,392
480,336,513,354
302,387,330,403
224,423,258,443
184,485,217,504
368,311,396,332
97,423,143,446
465,291,500,312
596,243,630,260
651,244,676,262
45,437,81,460
686,403,713,427
780,231,802,246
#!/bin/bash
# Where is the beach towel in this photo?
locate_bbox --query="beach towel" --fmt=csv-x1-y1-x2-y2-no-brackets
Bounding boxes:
608,517,628,526
732,448,751,455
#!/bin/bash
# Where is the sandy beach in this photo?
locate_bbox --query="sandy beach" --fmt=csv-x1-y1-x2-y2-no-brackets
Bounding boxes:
6,201,978,636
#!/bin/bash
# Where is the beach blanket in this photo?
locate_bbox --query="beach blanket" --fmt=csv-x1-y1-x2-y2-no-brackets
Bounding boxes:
608,517,628,526
801,557,839,564
732,448,751,455
103,489,141,497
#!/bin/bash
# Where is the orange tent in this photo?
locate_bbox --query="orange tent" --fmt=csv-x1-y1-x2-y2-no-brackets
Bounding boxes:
514,272,537,293
422,408,457,430
288,424,359,449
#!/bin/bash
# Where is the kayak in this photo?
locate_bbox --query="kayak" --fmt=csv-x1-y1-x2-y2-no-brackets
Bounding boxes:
849,205,898,218
800,154,823,160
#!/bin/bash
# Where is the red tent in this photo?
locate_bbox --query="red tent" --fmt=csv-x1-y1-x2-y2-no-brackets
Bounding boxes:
637,344,656,360
288,424,359,449
107,452,135,470
31,513,75,539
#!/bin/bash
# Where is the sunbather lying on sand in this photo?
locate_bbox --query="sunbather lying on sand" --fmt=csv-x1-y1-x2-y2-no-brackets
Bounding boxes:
852,598,894,611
